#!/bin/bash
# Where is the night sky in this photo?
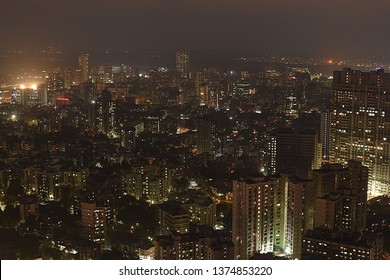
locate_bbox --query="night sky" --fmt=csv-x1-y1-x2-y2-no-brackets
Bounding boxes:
1,0,389,56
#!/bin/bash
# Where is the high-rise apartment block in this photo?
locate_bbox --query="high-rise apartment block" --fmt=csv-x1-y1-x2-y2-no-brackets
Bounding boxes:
309,161,368,232
285,177,315,258
315,190,358,231
81,201,107,245
121,173,143,200
147,176,169,204
155,226,233,260
232,176,287,259
184,198,216,228
331,68,390,197
320,109,331,162
174,190,217,227
302,228,383,260
266,134,277,175
176,51,189,78
36,170,62,201
96,90,116,135
196,118,216,155
158,202,190,236
232,174,329,259
272,128,322,178
78,54,89,83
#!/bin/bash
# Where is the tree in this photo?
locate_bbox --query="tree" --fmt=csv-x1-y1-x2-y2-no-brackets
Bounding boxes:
1,205,20,229
4,180,25,205
172,177,190,193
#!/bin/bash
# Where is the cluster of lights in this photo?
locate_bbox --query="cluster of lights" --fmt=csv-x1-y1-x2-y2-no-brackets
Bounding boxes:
19,84,38,90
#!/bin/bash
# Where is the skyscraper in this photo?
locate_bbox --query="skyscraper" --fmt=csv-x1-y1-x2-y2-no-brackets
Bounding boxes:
348,160,369,230
274,128,322,179
266,133,277,175
195,70,206,96
315,190,357,231
284,177,315,258
96,90,115,135
320,109,331,162
176,51,189,78
309,161,368,232
196,118,216,155
78,54,89,83
232,176,287,259
330,68,390,197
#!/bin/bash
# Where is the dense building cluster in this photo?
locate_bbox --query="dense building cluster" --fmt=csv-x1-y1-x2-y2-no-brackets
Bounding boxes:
0,51,388,260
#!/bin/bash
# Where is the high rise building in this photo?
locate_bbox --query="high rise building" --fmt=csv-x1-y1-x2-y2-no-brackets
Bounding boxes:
121,173,143,200
302,228,383,260
303,161,370,260
274,128,322,178
21,166,37,194
46,72,64,91
309,161,368,232
232,176,287,259
129,165,169,203
96,90,116,135
232,175,317,260
62,169,89,190
120,126,136,150
81,201,107,245
176,51,189,78
155,226,234,260
315,191,357,231
82,82,97,128
195,70,206,96
233,78,251,96
158,202,190,236
309,165,337,197
147,176,169,204
35,169,62,201
266,133,277,175
285,177,315,258
320,109,331,162
348,160,369,230
330,68,390,197
196,118,216,155
183,198,217,228
78,54,89,83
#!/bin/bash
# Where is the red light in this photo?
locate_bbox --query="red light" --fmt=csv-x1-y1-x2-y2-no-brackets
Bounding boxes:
56,97,70,101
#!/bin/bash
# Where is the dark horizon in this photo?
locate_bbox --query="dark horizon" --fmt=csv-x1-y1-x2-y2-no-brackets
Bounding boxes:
1,0,390,58
0,49,377,77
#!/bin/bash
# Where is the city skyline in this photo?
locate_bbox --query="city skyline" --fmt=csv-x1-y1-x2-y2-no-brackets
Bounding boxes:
1,49,389,260
1,1,390,262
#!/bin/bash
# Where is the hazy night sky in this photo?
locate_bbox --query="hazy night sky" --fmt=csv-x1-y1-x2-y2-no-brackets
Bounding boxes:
1,0,389,57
